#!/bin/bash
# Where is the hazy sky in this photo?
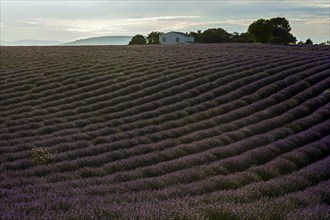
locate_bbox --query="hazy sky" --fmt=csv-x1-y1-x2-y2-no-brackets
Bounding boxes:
1,0,329,43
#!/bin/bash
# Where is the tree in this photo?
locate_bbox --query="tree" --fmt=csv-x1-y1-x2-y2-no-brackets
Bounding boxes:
146,31,164,44
201,28,231,43
270,37,284,44
232,32,253,43
320,40,330,45
270,17,296,44
128,35,146,45
270,17,291,32
248,19,274,43
305,38,313,45
189,30,202,43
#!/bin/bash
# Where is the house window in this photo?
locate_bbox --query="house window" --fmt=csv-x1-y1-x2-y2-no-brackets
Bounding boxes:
162,37,166,42
176,37,180,43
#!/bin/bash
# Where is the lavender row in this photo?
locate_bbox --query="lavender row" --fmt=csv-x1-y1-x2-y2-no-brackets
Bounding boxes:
1,75,328,175
1,59,328,154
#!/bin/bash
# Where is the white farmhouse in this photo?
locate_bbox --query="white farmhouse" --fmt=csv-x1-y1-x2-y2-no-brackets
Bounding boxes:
159,32,195,44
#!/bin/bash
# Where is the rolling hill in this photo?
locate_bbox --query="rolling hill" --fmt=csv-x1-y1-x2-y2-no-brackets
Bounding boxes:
0,44,329,219
0,40,63,46
63,36,132,45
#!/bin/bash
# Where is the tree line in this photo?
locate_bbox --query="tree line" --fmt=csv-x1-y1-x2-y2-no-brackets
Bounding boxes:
129,17,326,45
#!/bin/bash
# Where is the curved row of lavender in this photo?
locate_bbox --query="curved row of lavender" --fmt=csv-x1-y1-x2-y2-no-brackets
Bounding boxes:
1,44,329,219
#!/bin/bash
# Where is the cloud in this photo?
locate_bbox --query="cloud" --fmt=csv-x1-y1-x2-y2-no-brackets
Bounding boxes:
24,15,329,37
6,0,329,42
25,18,134,34
289,17,330,25
24,16,203,36
289,17,330,37
127,16,200,21
298,1,330,8
25,21,40,25
160,19,255,32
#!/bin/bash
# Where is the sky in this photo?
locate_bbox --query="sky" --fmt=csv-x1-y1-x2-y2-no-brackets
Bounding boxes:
1,0,329,43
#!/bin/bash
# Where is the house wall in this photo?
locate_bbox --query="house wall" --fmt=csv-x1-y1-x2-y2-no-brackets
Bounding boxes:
159,33,194,44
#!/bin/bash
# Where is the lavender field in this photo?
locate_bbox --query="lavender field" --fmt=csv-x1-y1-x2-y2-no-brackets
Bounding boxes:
0,44,329,219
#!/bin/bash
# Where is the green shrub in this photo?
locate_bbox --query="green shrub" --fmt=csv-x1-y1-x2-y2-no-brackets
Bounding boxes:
31,147,54,164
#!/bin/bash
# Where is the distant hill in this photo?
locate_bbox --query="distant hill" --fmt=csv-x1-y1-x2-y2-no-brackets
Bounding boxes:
63,36,132,45
0,40,63,46
0,36,133,46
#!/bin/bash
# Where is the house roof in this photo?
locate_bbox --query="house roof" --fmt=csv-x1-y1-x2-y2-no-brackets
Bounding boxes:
164,31,194,37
